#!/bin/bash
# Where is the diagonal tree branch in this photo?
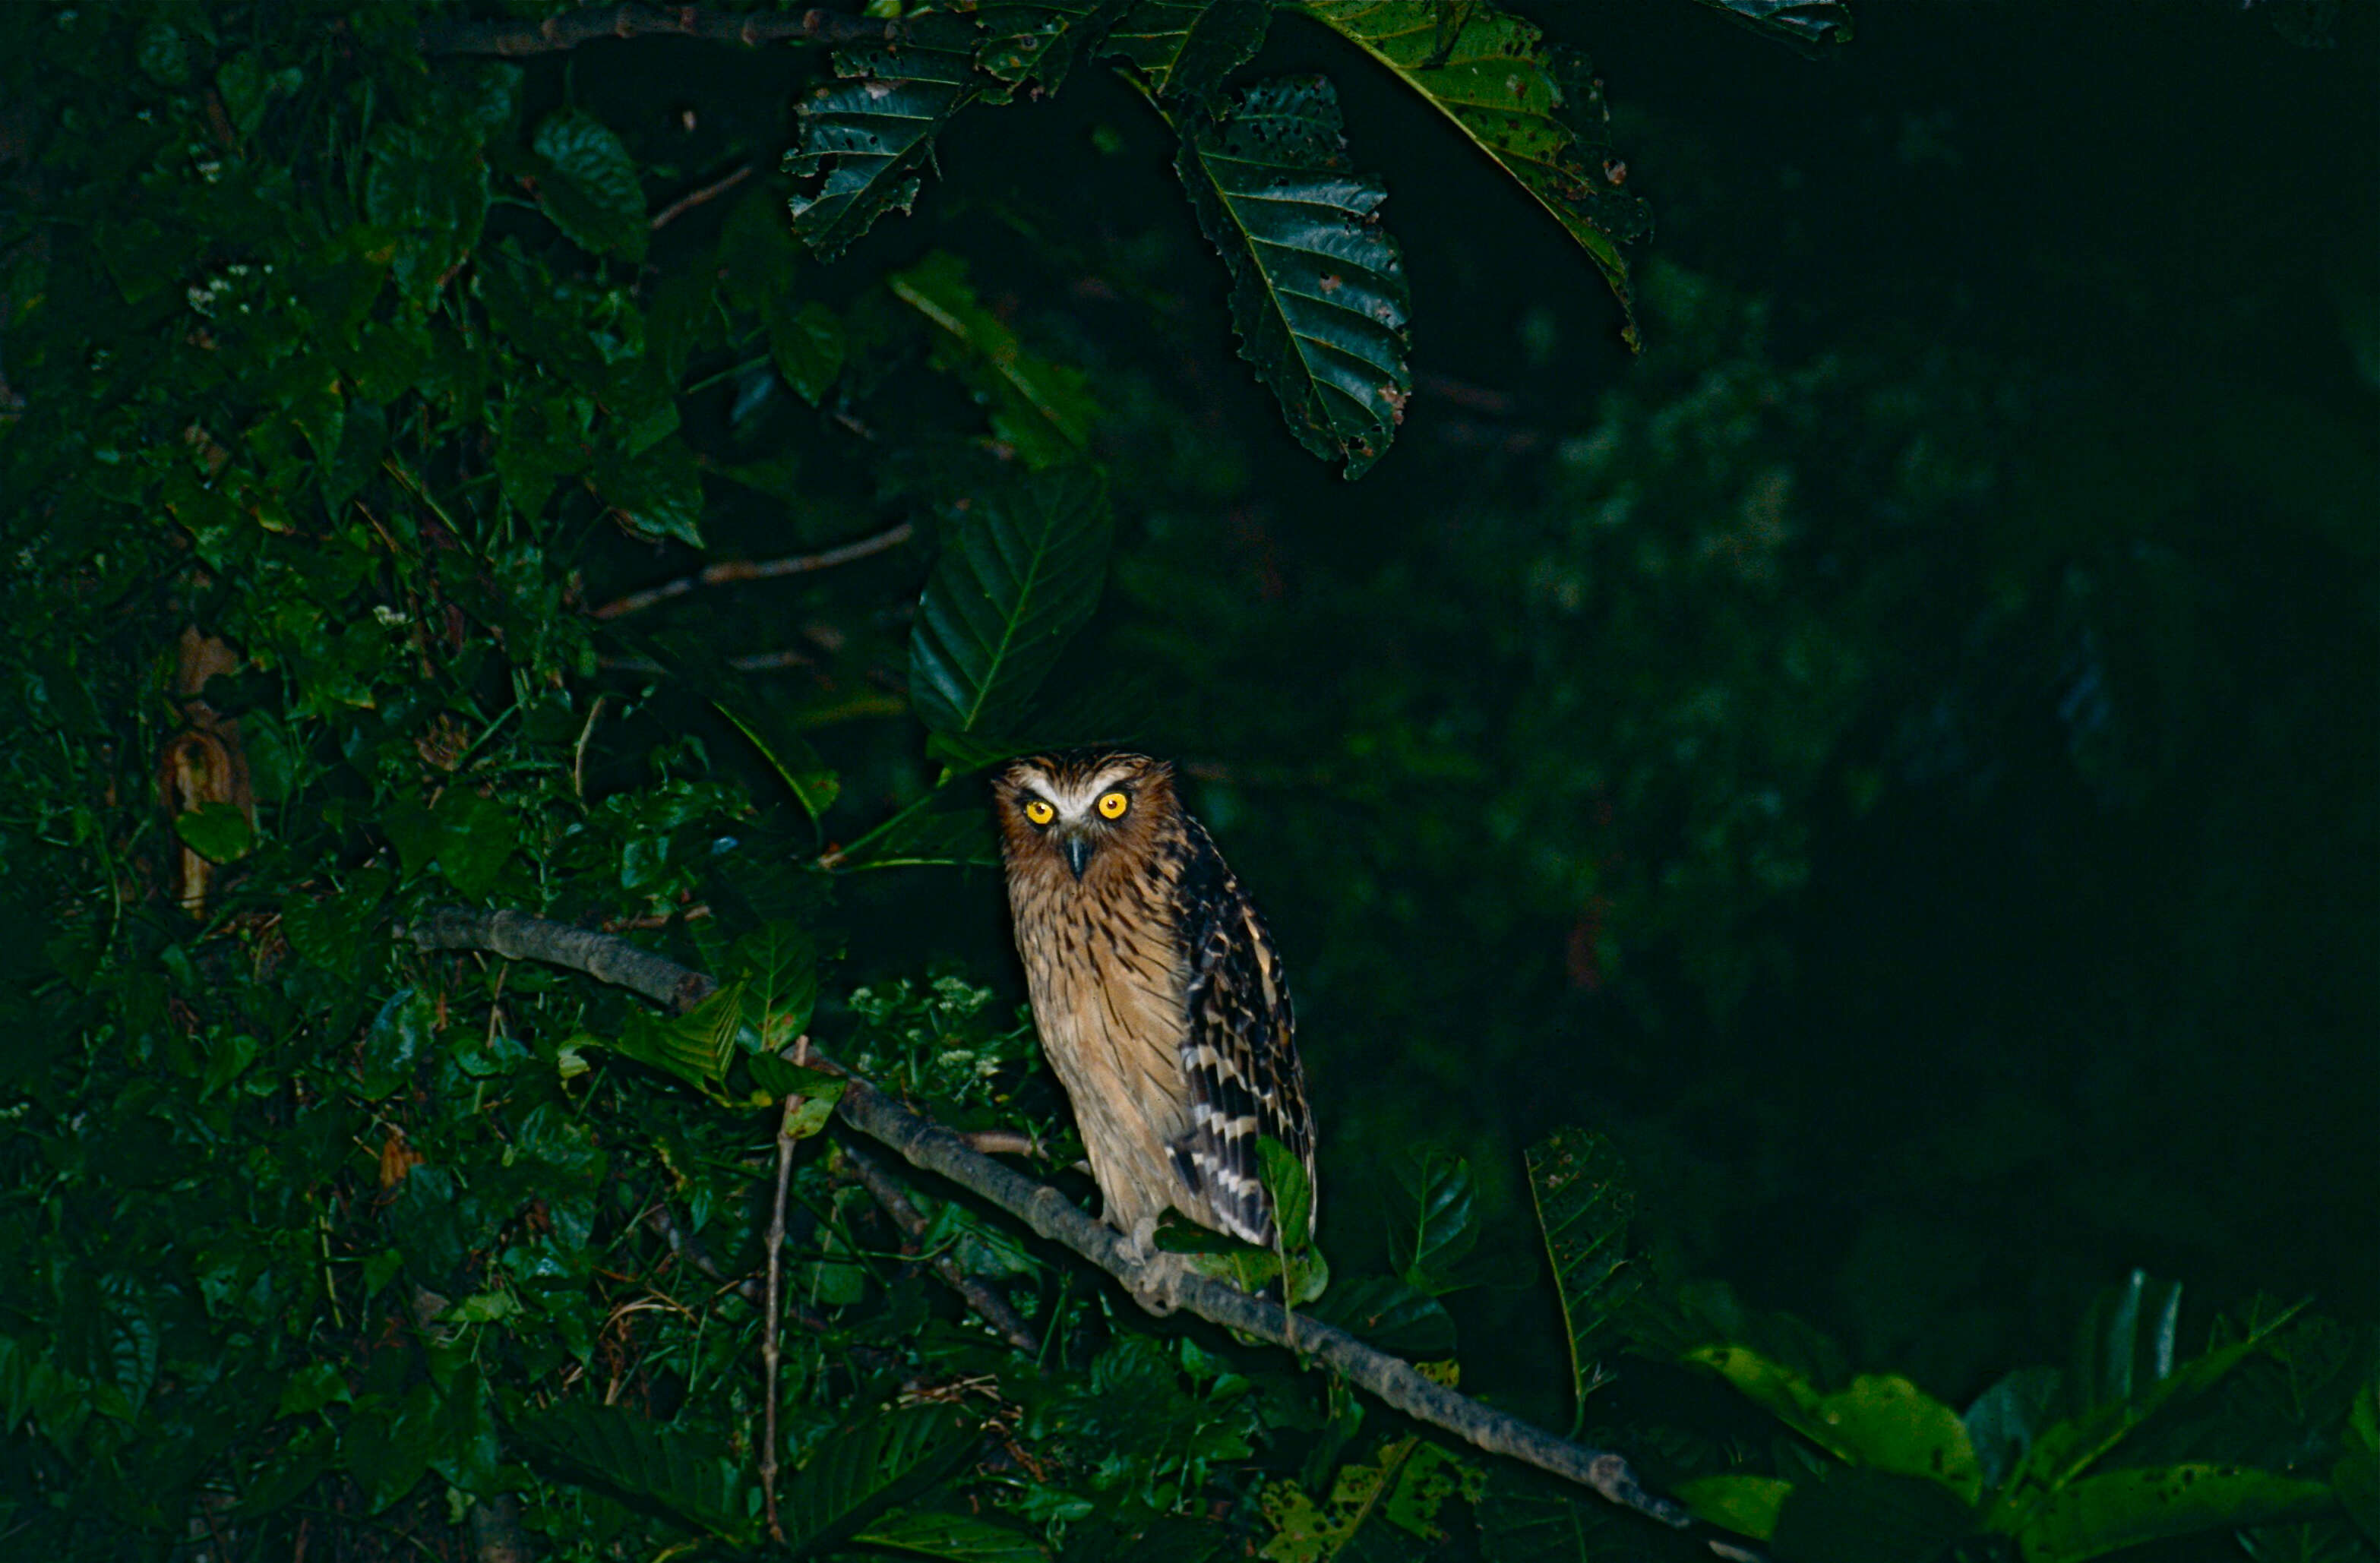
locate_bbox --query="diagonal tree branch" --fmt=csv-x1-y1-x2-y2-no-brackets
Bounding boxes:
403,907,1705,1539
420,5,899,57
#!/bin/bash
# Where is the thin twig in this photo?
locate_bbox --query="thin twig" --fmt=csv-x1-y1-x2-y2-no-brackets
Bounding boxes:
650,163,754,232
403,909,1708,1542
420,5,900,57
760,1091,801,1545
844,1139,1041,1354
592,522,917,621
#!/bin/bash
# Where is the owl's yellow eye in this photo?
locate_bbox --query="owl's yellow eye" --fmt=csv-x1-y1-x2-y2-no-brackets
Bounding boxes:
1097,791,1130,820
1022,798,1056,826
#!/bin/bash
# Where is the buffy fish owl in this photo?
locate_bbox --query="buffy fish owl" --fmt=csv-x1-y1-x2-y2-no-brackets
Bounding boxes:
993,751,1316,1254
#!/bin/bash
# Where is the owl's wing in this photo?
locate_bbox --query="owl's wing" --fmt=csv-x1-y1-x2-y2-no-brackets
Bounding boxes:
1169,819,1316,1246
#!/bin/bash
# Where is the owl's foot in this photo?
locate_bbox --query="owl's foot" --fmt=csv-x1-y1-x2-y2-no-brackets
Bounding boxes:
1118,1220,1190,1317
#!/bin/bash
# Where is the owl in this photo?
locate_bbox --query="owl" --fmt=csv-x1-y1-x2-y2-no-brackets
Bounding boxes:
993,751,1316,1253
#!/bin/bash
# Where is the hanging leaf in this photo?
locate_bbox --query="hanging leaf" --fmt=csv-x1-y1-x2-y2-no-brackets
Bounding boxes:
1522,1127,1637,1432
909,468,1113,737
977,0,1130,102
1107,0,1273,101
788,14,980,260
781,1406,974,1555
612,982,744,1092
890,251,1101,466
594,437,705,548
530,110,650,262
1174,75,1411,478
1291,0,1649,346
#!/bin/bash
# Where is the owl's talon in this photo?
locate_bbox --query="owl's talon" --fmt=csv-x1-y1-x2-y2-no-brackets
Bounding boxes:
1125,1248,1190,1317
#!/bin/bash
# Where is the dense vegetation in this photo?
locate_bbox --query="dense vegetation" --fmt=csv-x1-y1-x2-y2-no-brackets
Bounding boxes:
2,2,2372,1561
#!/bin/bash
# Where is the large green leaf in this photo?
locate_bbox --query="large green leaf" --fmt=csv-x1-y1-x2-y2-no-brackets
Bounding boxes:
2013,1466,2337,1563
1688,1347,1985,1503
1291,0,1648,345
612,982,744,1092
782,1406,974,1555
890,251,1102,466
1107,0,1273,100
787,14,980,260
1174,75,1411,478
908,468,1113,736
1522,1127,1637,1433
515,1401,751,1544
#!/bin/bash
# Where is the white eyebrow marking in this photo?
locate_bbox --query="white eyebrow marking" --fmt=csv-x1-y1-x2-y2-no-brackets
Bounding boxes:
1044,764,1138,816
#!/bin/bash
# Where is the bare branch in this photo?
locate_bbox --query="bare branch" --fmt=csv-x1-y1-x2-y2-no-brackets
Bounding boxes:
844,1139,1041,1354
592,522,917,621
650,163,754,232
760,1092,801,1543
402,908,1702,1538
420,5,899,58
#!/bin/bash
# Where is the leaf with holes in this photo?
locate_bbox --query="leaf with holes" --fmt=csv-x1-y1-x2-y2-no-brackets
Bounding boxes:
788,14,979,260
909,469,1112,737
1174,75,1411,478
1292,0,1649,346
977,0,1130,102
1106,0,1273,101
1523,1127,1639,1434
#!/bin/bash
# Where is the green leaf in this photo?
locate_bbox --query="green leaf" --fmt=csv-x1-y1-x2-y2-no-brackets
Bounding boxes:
596,437,705,548
770,298,848,406
782,1406,974,1555
343,1383,441,1514
908,468,1113,737
516,1400,751,1543
2003,1298,2309,1509
1474,1467,1636,1563
890,251,1101,466
531,110,650,261
730,920,821,1045
1388,1148,1474,1295
853,1507,1051,1561
285,870,391,975
1523,1127,1637,1432
173,801,254,863
787,15,980,260
1966,1366,2065,1492
976,0,1130,102
1173,75,1411,478
1678,1474,1792,1541
827,794,1004,873
1688,1347,1983,1503
277,1362,353,1419
1260,1135,1326,1303
2073,1269,2182,1413
364,121,488,305
2013,1466,2337,1563
612,984,743,1093
1107,0,1273,100
1291,0,1648,345
357,987,433,1100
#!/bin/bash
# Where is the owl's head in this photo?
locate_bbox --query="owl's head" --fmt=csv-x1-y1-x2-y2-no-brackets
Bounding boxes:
992,750,1176,883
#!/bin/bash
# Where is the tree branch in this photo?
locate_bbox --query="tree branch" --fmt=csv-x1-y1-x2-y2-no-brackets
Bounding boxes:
843,1138,1042,1356
419,5,899,57
591,522,916,621
402,908,1699,1538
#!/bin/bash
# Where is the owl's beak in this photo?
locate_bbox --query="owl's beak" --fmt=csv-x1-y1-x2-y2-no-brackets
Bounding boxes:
1060,832,1096,881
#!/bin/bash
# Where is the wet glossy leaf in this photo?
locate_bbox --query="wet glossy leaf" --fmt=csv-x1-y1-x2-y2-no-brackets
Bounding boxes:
1967,1366,2065,1491
1292,0,1648,345
1678,1473,1792,1539
613,983,742,1092
787,14,980,260
1690,1347,1983,1501
909,467,1112,736
532,110,650,262
1175,75,1411,478
1107,0,1272,100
